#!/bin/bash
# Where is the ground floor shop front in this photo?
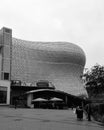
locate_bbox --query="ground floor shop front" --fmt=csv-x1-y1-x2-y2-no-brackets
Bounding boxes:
0,80,87,108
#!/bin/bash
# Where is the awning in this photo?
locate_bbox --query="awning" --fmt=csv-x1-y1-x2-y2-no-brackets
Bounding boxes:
50,97,63,101
32,98,48,102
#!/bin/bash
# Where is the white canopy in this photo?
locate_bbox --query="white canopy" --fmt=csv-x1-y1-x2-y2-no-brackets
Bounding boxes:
32,98,48,102
50,97,63,101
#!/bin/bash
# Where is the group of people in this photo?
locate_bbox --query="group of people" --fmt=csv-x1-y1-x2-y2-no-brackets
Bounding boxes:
75,103,92,121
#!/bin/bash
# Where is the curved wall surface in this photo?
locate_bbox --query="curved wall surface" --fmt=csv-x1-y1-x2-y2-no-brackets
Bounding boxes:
11,38,86,95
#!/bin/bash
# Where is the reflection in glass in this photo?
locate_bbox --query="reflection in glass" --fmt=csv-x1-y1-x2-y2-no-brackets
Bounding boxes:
0,87,7,103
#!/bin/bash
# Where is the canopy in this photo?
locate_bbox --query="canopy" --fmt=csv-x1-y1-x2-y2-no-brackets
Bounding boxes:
32,98,48,102
50,97,63,101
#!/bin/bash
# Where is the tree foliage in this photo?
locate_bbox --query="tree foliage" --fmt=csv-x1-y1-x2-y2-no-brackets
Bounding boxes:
82,64,104,98
83,64,104,87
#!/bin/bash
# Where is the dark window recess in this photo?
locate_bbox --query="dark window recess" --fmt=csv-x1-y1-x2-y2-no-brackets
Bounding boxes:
4,28,11,33
4,73,9,80
0,91,7,103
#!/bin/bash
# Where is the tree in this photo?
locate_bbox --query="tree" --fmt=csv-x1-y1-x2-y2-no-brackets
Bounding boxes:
82,64,104,98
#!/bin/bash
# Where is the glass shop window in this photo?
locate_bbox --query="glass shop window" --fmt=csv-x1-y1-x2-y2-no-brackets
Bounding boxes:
0,87,7,104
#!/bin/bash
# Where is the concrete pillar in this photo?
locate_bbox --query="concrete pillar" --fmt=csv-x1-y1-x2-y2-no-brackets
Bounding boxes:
7,85,10,105
27,93,33,108
65,96,68,105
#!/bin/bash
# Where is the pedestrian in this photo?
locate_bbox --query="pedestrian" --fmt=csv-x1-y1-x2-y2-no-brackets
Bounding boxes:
84,103,92,121
75,106,83,120
14,98,18,109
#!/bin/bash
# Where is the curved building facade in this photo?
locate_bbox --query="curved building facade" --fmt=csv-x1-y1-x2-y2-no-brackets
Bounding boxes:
0,27,86,96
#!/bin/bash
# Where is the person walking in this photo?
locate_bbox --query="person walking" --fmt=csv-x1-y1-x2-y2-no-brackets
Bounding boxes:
14,98,18,109
85,103,92,121
75,106,83,120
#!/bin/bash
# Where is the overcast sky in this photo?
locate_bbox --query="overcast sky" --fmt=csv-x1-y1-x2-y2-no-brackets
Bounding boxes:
0,0,104,69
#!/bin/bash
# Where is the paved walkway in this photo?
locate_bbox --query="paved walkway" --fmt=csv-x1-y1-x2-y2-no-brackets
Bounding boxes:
0,107,103,130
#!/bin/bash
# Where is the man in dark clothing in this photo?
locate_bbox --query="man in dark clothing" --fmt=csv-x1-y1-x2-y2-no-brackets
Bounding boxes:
85,103,92,121
76,106,83,120
14,98,18,109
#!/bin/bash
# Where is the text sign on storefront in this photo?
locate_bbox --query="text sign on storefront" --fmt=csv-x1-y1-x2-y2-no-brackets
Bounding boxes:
0,86,7,91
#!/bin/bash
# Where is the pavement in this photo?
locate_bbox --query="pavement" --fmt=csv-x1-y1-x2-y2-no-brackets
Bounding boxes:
0,107,103,130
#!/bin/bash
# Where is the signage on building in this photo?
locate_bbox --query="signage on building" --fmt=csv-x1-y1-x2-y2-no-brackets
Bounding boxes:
11,80,21,86
0,86,7,91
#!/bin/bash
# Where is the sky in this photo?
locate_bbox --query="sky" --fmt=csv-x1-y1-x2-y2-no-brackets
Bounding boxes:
0,0,104,69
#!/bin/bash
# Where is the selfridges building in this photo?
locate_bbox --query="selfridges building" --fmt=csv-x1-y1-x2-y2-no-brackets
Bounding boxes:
0,27,86,97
